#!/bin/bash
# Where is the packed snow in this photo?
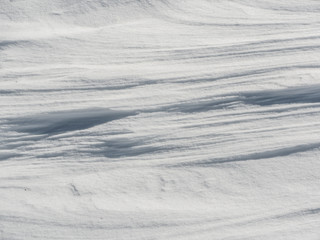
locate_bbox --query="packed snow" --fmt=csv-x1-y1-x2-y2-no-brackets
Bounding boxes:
1,0,320,239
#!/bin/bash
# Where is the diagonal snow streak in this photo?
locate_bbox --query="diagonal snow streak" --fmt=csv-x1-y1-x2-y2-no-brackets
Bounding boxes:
1,0,320,239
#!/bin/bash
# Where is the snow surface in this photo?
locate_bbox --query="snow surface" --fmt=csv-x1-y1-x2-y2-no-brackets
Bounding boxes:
1,0,320,239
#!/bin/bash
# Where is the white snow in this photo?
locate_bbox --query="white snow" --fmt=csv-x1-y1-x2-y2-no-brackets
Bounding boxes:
1,0,320,239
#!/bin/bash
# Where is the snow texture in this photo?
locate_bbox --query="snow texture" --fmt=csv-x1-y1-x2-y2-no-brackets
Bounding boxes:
1,0,320,239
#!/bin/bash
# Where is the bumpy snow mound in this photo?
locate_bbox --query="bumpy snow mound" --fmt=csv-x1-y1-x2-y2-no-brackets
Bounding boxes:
1,0,320,239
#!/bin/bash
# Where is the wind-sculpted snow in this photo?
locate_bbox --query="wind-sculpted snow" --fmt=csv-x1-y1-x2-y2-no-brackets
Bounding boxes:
10,108,136,135
1,0,320,239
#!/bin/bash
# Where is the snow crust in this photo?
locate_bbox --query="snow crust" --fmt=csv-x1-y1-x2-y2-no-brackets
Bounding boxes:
1,0,320,239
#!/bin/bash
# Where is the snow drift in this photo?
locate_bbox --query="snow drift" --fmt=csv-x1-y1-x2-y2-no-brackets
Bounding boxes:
1,0,320,239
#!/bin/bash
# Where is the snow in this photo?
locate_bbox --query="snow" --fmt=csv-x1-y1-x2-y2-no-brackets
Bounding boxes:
1,0,320,239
